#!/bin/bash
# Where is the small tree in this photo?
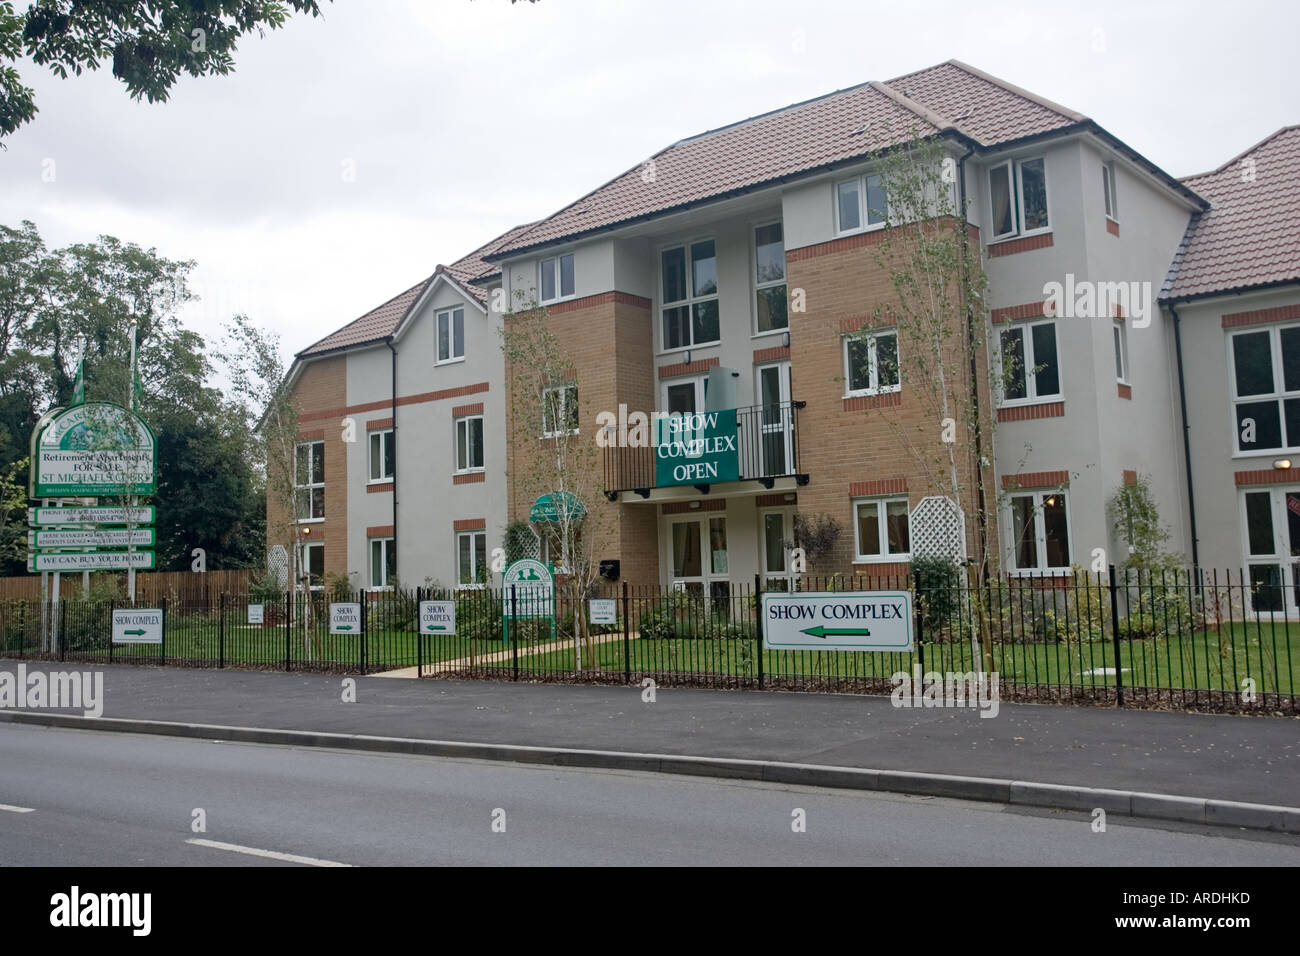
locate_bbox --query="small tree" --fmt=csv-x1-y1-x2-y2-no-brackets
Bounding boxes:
501,293,615,670
1107,474,1180,571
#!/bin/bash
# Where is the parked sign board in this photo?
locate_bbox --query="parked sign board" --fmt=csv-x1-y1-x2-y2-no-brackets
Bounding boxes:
28,506,155,526
761,591,913,651
419,600,456,634
330,602,362,634
28,550,155,573
112,608,163,644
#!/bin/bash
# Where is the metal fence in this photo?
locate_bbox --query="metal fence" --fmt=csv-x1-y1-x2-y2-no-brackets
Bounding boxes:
0,568,1295,714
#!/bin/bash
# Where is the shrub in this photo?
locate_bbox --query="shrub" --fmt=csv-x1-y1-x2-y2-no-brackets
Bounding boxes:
911,554,962,634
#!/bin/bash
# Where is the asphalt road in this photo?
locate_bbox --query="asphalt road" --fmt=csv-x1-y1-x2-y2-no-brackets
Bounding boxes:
2,724,1297,866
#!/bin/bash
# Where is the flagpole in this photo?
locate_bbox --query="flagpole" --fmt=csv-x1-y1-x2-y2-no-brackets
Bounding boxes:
127,319,138,603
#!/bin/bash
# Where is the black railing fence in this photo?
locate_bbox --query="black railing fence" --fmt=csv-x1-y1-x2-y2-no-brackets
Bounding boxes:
0,568,1295,714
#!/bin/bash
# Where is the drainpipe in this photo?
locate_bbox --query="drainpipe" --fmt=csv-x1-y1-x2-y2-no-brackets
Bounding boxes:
1169,304,1200,570
956,145,990,580
387,338,398,576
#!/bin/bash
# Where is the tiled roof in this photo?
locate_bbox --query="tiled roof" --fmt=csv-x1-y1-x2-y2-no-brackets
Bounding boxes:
493,59,1087,257
297,223,529,357
1162,126,1300,301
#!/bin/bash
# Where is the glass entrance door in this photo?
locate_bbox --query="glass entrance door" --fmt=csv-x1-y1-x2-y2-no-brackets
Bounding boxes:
668,516,730,602
756,362,793,477
1242,488,1300,614
759,508,795,591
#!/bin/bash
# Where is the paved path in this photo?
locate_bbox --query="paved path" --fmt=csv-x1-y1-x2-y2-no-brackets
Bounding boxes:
373,631,629,678
0,661,1295,807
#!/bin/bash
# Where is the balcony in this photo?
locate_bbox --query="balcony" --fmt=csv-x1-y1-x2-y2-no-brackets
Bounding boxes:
603,400,808,498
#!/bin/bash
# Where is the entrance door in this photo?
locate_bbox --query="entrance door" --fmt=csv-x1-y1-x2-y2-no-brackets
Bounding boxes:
756,362,793,477
1241,488,1300,614
668,515,730,603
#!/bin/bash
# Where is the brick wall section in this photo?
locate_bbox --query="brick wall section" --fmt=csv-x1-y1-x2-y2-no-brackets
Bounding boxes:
1117,383,1132,400
453,518,486,531
1222,304,1300,329
1002,470,1069,490
268,355,348,580
367,525,394,538
997,401,1065,422
755,493,796,508
451,402,484,418
786,222,996,574
453,472,485,484
1235,469,1298,485
1123,469,1138,485
1106,219,1120,237
505,296,660,586
661,500,727,515
986,233,1054,257
658,357,720,379
366,481,393,494
848,478,908,497
990,301,1053,323
753,345,790,363
366,417,393,431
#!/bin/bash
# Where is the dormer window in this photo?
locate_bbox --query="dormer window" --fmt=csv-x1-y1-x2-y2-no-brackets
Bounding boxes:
540,253,575,304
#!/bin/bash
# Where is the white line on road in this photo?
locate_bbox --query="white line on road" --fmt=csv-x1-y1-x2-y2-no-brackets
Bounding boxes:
185,838,352,867
0,804,35,813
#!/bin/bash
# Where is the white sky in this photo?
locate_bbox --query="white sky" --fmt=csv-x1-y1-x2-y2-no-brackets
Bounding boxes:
2,0,1297,366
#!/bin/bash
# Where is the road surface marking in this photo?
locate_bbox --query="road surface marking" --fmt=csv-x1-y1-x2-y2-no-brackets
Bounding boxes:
185,838,351,867
0,804,35,813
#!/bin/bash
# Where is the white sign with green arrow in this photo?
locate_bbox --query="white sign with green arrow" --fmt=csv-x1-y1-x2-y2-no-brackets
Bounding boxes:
112,608,163,644
419,600,455,635
330,602,361,635
761,591,913,651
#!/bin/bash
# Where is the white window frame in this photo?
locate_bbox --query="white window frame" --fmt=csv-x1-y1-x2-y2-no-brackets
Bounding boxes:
834,172,888,236
1228,324,1300,456
368,428,394,483
1102,161,1119,222
852,496,912,563
539,252,576,305
758,506,797,590
658,237,720,353
988,156,1050,241
436,307,465,364
369,536,395,591
1113,320,1129,385
752,220,788,336
455,414,485,474
456,530,489,589
661,376,707,415
998,319,1062,406
298,542,325,591
842,329,900,398
295,440,325,523
1006,489,1073,574
1237,488,1297,616
542,384,579,438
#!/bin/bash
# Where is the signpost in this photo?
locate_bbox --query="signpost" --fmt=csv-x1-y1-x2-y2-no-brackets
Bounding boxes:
655,409,740,487
28,551,155,572
248,604,264,625
329,602,362,635
589,598,617,626
761,591,913,651
31,402,157,498
112,608,163,644
501,558,556,643
419,600,456,635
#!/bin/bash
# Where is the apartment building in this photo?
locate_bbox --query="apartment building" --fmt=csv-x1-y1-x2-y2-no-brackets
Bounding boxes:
273,59,1299,609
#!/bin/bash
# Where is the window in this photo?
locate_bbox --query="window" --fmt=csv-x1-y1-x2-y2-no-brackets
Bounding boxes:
1102,162,1118,221
754,222,788,333
437,308,465,363
989,157,1049,240
843,330,900,397
294,440,324,521
1113,320,1129,384
660,240,719,350
542,384,579,437
1000,320,1060,403
1009,490,1071,572
835,173,887,234
298,542,324,589
854,497,911,561
368,429,394,482
540,253,575,304
370,537,396,589
1230,325,1300,453
456,415,485,472
662,377,706,415
457,531,489,587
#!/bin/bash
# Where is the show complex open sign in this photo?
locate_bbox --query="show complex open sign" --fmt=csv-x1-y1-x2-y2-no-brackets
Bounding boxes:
654,410,739,487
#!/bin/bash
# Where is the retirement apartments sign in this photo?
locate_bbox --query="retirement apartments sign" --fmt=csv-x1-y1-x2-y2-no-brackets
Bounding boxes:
655,410,740,487
31,402,157,497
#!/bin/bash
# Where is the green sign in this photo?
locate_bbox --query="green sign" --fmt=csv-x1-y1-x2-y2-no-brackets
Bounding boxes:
31,403,157,497
529,491,585,524
28,505,155,526
29,528,155,548
655,409,739,487
27,550,156,573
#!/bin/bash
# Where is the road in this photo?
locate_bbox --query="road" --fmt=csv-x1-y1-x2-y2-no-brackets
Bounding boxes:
2,724,1297,866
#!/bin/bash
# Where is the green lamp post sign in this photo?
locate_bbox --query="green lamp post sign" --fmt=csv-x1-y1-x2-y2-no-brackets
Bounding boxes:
654,409,739,487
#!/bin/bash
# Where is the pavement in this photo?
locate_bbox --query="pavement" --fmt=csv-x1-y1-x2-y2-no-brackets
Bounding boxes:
1,661,1298,833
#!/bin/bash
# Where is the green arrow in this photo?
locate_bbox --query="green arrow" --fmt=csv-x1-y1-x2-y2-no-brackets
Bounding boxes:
800,625,871,639
424,624,447,632
123,628,146,636
336,624,354,631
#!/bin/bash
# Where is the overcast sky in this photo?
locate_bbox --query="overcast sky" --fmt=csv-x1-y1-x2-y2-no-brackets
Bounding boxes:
3,0,1297,365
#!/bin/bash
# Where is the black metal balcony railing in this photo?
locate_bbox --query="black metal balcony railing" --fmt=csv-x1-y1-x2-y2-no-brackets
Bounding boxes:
603,400,807,497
